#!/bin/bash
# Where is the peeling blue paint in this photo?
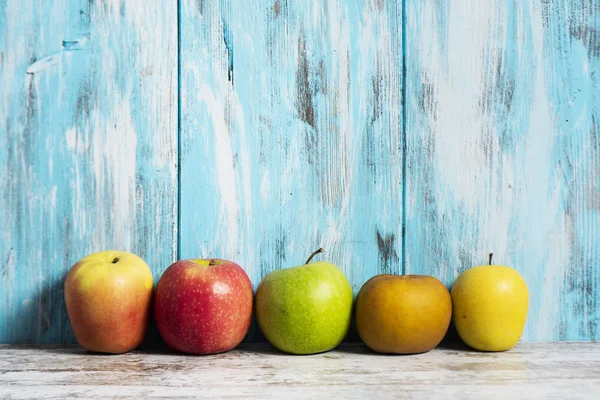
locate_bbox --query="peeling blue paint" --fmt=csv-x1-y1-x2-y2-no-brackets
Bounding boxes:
26,36,90,74
1,0,598,344
0,0,178,344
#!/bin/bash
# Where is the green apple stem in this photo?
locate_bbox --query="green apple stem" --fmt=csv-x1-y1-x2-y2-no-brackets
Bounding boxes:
489,253,493,265
305,248,324,264
112,258,119,264
209,259,216,266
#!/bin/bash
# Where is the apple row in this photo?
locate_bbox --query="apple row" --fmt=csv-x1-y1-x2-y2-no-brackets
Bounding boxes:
64,249,529,355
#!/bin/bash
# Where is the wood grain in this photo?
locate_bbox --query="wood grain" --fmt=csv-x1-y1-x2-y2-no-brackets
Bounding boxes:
0,0,178,343
1,0,599,344
1,343,599,399
404,0,600,340
179,0,403,299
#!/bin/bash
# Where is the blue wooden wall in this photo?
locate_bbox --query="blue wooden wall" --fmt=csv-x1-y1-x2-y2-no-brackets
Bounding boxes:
0,0,178,343
1,0,598,343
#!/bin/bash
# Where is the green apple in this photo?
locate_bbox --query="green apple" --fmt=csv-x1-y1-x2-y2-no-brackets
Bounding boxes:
255,248,353,354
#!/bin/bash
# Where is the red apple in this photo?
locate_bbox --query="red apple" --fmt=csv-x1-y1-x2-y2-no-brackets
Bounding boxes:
154,258,253,354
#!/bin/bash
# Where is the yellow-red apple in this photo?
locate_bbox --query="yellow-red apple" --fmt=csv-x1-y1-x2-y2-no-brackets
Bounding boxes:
64,250,153,353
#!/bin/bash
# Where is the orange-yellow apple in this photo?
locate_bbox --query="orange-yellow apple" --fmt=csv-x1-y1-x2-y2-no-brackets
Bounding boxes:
64,250,153,353
451,253,529,351
356,274,452,354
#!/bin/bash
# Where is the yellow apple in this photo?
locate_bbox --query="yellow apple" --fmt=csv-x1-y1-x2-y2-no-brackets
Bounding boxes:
451,254,529,351
65,250,154,353
356,274,452,354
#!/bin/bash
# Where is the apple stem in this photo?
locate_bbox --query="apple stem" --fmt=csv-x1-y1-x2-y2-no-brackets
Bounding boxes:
305,248,324,264
489,253,493,265
209,259,216,266
112,258,119,264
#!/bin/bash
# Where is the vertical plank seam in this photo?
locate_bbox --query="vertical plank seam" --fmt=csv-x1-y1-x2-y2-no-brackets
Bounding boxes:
401,0,408,276
176,0,182,261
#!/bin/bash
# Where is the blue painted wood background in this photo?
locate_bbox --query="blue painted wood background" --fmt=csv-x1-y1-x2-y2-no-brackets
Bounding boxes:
0,0,598,343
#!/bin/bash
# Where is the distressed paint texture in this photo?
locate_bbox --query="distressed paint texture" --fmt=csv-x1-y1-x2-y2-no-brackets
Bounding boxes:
0,0,178,343
1,0,599,344
405,0,600,340
179,0,403,315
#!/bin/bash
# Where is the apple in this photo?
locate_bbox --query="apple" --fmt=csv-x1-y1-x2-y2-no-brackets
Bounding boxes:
255,248,353,355
451,253,529,351
154,258,253,354
64,250,154,354
356,274,452,354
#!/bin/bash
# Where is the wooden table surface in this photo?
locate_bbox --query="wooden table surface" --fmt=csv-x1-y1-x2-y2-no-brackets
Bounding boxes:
1,342,599,399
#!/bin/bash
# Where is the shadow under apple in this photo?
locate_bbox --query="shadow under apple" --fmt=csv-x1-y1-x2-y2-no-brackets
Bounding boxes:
4,272,75,345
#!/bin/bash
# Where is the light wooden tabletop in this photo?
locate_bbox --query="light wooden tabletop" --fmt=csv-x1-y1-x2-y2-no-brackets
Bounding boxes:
0,342,599,399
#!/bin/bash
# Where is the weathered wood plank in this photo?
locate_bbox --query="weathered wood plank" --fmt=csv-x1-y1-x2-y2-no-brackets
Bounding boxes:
0,0,178,343
2,0,598,346
404,0,600,340
0,343,599,398
179,0,403,308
